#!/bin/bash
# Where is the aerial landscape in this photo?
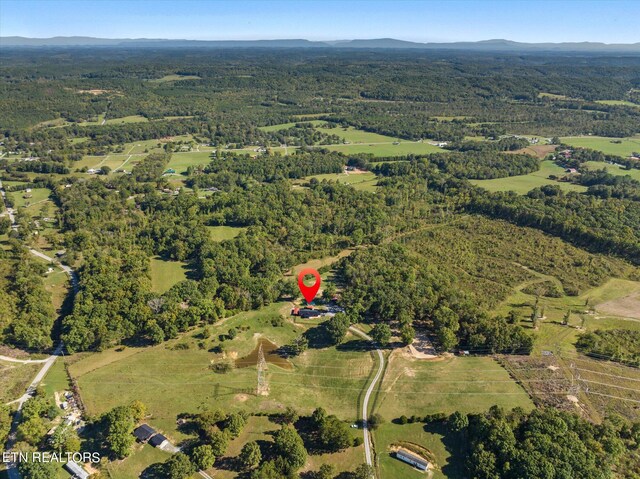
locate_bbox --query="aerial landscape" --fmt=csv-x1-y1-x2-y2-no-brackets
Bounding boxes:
0,1,639,478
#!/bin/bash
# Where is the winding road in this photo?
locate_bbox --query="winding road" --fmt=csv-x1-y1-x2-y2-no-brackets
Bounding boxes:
349,326,385,472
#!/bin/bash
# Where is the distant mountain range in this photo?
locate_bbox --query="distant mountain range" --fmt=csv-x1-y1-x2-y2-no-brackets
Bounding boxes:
1,36,639,52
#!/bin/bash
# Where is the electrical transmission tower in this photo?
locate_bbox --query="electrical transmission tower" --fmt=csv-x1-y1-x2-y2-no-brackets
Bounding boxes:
256,343,269,396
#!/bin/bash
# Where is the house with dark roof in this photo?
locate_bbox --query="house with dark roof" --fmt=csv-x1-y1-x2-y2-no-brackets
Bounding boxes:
133,424,155,442
149,433,168,448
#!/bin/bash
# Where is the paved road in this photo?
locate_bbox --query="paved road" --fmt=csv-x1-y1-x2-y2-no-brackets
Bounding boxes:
349,326,385,471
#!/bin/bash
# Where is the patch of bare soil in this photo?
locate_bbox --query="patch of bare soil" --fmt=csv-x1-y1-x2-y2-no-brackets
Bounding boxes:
0,345,30,359
408,331,439,359
597,292,640,320
234,394,249,402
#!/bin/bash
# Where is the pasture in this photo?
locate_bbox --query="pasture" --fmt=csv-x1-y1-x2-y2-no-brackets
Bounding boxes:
470,160,587,194
66,302,375,437
583,161,640,181
149,257,188,294
561,135,640,157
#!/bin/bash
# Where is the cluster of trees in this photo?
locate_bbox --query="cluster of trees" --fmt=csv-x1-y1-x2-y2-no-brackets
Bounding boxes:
193,150,345,185
559,145,640,170
98,401,147,458
458,407,640,479
338,243,533,353
576,329,640,367
132,151,171,182
467,186,640,265
568,168,640,202
1,244,55,351
7,160,70,175
372,152,539,180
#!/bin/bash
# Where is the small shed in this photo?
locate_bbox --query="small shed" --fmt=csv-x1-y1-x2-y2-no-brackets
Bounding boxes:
133,424,156,442
63,460,90,479
149,433,168,448
395,449,430,471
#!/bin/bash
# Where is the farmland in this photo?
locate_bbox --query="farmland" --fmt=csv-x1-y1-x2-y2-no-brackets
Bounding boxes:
470,160,587,194
560,135,640,157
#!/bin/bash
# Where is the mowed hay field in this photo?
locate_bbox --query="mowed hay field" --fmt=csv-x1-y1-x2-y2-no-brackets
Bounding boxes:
470,160,587,194
560,135,640,157
372,354,533,479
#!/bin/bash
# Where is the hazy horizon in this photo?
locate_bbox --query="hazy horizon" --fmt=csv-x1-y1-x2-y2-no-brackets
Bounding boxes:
1,0,639,44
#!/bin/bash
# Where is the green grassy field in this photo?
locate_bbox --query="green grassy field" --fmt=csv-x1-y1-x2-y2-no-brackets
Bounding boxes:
470,160,587,194
372,355,533,479
583,161,640,181
166,151,212,175
149,257,188,294
595,100,640,108
561,135,640,157
148,74,201,83
258,120,324,132
321,141,442,157
207,225,246,242
67,302,375,436
494,275,640,355
375,422,464,479
305,172,379,192
12,187,52,209
105,443,184,479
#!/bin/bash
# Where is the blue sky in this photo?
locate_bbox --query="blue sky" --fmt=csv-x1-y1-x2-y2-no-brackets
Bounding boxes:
1,0,638,43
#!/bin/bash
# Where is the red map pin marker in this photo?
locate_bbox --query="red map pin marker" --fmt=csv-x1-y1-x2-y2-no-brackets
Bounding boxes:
298,268,321,304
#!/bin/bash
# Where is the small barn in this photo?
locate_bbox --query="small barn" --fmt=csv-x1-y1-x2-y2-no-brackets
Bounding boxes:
395,449,430,471
133,424,155,442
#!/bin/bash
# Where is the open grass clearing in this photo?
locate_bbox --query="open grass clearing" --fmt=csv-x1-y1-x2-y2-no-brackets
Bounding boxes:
207,225,246,242
259,119,325,132
149,257,189,294
12,187,51,209
372,354,532,479
166,151,212,175
470,160,587,194
0,359,41,404
104,443,183,479
494,276,640,355
303,171,379,191
561,135,640,157
595,100,640,108
147,74,202,83
43,265,70,312
375,422,464,479
321,141,442,157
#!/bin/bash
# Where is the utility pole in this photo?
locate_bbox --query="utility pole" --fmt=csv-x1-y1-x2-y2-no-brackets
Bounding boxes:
256,343,269,396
